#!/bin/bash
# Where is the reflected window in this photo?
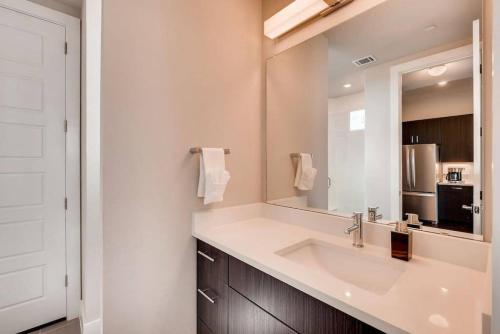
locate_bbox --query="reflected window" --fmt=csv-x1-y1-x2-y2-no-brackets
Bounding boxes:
349,109,365,131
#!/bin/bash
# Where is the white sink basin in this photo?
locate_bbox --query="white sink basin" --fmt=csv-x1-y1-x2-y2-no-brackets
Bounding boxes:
276,239,406,295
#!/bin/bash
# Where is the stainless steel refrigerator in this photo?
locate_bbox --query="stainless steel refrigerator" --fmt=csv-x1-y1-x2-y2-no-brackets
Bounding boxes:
402,144,440,222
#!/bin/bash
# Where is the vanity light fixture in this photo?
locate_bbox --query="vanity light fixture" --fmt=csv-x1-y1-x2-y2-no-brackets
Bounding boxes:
264,0,354,39
438,80,448,86
428,65,447,77
343,83,352,88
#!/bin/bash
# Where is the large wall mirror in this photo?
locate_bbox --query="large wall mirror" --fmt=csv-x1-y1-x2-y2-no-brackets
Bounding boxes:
266,0,484,239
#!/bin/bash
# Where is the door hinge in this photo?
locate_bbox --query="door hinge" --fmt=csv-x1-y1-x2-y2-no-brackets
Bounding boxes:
65,275,68,287
64,120,68,132
65,197,68,210
480,191,483,200
65,42,68,55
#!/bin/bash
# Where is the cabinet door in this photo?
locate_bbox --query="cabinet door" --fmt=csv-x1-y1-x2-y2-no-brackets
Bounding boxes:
304,297,383,334
198,240,228,334
229,257,304,332
402,122,414,145
419,118,441,145
229,289,296,334
438,185,473,224
440,115,473,162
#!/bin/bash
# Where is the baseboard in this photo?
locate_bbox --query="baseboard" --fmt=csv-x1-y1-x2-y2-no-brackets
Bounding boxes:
80,301,102,334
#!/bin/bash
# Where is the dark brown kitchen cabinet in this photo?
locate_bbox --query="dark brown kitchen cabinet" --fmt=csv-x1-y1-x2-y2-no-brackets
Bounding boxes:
197,240,385,334
402,114,473,162
438,184,474,233
402,118,441,145
439,114,473,162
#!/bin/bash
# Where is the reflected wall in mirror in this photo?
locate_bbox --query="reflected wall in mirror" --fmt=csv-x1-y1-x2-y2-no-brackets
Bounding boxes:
266,0,484,239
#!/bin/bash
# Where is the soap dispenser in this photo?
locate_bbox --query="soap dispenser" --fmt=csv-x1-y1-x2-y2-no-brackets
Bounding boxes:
391,221,412,261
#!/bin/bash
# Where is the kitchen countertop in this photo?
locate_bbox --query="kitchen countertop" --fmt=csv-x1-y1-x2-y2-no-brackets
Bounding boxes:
438,181,474,186
193,205,490,334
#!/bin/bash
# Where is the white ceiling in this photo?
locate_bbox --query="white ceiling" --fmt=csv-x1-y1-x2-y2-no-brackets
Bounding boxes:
327,0,481,98
402,57,473,91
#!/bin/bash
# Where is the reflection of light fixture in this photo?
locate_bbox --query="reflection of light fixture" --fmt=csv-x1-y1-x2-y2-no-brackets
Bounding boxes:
264,0,354,39
428,65,447,77
438,81,448,86
343,83,352,88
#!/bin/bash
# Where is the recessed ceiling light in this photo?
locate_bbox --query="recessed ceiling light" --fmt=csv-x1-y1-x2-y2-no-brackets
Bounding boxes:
343,83,352,88
428,65,447,77
438,81,448,86
424,25,437,32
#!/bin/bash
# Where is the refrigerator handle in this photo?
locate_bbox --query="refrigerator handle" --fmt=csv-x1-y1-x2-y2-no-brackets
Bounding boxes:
405,147,411,190
411,148,416,189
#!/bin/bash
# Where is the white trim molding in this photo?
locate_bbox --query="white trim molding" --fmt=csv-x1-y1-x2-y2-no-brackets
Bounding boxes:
80,0,103,333
0,0,82,321
491,0,500,331
389,45,481,239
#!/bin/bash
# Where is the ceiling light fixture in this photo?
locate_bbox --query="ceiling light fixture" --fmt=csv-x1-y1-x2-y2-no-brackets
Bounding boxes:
428,65,447,77
264,0,354,39
343,83,352,88
438,81,448,86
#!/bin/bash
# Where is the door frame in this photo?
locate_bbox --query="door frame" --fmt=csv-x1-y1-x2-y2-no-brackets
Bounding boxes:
389,44,484,241
0,0,81,320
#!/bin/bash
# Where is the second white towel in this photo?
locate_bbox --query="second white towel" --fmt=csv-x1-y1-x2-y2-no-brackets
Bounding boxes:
294,153,317,191
197,148,231,205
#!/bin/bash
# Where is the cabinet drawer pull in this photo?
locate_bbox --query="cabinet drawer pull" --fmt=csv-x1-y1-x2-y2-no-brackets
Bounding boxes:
197,250,215,262
452,187,463,190
197,288,217,304
462,204,473,212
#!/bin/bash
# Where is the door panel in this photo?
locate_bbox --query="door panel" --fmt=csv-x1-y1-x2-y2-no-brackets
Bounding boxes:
0,6,67,333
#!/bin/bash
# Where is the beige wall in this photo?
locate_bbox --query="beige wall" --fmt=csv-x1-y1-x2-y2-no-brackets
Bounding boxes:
27,0,81,17
267,34,328,208
101,1,263,333
402,78,473,122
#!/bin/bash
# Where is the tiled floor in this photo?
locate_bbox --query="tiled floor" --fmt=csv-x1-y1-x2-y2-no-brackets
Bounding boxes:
27,319,80,334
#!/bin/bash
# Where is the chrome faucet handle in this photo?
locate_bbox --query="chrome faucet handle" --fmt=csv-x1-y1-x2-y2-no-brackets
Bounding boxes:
367,207,382,222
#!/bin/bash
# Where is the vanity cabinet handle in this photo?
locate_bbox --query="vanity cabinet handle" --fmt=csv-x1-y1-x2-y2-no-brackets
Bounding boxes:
197,250,215,262
197,288,217,304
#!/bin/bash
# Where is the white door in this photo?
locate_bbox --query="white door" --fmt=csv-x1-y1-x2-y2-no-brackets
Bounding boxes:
472,19,482,235
0,6,67,334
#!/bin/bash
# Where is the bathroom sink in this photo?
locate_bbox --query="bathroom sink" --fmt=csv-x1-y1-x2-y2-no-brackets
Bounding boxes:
276,239,406,295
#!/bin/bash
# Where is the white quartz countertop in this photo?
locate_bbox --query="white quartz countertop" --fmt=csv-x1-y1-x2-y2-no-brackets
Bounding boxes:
437,181,474,186
193,205,490,334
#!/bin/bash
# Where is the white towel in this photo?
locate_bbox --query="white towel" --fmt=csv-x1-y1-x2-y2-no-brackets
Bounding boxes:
294,153,317,191
197,148,231,204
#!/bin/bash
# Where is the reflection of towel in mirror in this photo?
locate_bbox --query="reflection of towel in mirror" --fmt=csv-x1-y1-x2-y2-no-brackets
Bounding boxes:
294,153,317,191
197,148,231,204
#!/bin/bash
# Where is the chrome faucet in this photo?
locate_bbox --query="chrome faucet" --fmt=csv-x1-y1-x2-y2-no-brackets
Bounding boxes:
368,207,383,222
345,212,364,248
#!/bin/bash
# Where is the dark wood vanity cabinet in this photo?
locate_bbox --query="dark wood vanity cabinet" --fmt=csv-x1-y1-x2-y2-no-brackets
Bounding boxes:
402,114,473,162
197,240,384,334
